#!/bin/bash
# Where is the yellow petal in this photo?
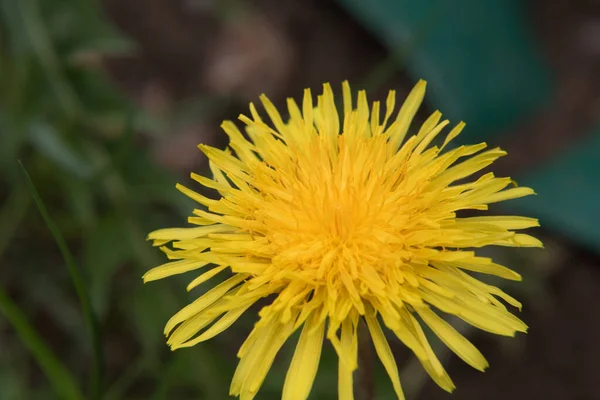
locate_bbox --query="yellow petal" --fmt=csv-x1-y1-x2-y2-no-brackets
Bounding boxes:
440,121,465,150
186,265,229,291
241,318,297,399
302,88,314,137
336,316,358,400
322,83,340,139
417,307,488,371
164,274,247,335
365,307,405,400
388,79,426,151
450,258,522,281
404,311,455,392
282,312,326,400
167,302,225,346
415,110,442,141
381,89,396,131
143,259,209,282
370,100,381,136
342,81,353,131
482,187,535,204
413,118,448,156
174,303,253,349
230,324,272,396
221,121,259,164
456,216,539,230
147,224,231,241
259,94,288,141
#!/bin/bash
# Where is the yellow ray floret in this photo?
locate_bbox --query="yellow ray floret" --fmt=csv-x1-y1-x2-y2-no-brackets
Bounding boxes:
145,80,542,400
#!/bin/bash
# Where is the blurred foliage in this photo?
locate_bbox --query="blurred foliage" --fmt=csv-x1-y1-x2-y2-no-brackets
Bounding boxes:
337,0,554,143
0,0,210,398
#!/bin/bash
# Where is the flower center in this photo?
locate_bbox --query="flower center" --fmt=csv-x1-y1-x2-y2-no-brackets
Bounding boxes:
253,135,407,281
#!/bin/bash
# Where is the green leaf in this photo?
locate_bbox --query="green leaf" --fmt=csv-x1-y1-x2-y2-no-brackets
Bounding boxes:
0,286,83,400
102,358,147,400
149,344,232,400
509,129,600,252
337,0,554,142
16,0,82,118
28,121,93,178
127,283,178,366
66,35,136,62
62,176,97,230
0,334,32,399
19,161,104,400
84,215,133,319
0,182,31,260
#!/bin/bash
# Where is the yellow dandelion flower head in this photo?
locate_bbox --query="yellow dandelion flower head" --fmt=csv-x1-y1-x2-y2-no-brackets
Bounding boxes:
145,80,542,400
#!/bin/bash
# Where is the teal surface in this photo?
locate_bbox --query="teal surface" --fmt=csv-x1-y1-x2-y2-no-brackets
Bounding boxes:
336,0,554,143
509,129,600,251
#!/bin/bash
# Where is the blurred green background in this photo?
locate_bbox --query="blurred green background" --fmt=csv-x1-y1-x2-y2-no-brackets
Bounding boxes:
1,0,599,399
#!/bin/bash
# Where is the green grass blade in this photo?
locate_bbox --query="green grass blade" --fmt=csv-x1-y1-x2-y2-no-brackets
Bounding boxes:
0,286,83,400
17,0,81,118
19,161,104,400
0,182,30,260
103,359,147,400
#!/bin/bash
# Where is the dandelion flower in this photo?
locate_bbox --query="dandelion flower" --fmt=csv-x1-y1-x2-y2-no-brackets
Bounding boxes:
145,80,542,400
